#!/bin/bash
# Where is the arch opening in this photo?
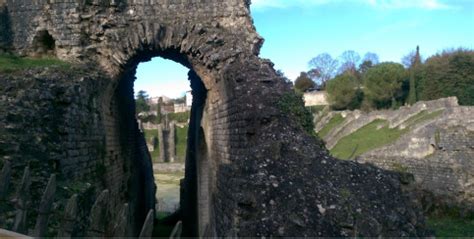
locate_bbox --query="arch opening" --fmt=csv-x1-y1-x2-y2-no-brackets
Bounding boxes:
104,48,212,237
32,30,55,56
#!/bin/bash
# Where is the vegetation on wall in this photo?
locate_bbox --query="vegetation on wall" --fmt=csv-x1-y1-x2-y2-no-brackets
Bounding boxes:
278,92,315,135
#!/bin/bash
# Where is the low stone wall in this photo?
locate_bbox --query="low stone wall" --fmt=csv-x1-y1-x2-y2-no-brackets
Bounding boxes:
304,91,328,106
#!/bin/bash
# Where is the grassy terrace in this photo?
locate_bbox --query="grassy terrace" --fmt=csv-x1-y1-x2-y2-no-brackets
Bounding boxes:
317,113,344,138
403,109,444,127
330,119,407,159
0,54,70,72
329,109,445,160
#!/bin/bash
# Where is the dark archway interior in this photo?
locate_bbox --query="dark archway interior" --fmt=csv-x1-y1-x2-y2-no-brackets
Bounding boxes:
33,30,55,54
114,49,207,237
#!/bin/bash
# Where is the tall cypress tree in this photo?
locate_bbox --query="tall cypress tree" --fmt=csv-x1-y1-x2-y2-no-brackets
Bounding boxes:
408,46,422,105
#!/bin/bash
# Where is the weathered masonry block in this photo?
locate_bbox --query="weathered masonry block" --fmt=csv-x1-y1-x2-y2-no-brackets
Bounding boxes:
0,0,430,237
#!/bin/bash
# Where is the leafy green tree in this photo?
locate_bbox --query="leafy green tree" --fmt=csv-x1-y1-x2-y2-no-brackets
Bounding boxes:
418,49,474,105
135,90,150,114
294,72,316,92
326,73,362,110
363,62,407,109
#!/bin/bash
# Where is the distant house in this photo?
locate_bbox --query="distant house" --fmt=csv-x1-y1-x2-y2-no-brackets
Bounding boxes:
186,91,193,107
174,103,188,113
161,104,175,114
148,96,172,105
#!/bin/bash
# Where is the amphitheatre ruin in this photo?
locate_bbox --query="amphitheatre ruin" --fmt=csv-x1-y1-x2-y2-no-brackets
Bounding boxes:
0,0,434,237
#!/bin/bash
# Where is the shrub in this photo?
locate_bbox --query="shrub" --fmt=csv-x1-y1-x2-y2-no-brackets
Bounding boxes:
326,73,362,110
363,62,407,109
278,92,315,135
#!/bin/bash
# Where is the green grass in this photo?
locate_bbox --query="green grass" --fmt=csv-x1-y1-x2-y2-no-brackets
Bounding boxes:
330,119,407,159
143,126,188,162
404,109,444,128
328,109,444,160
175,126,188,162
318,113,344,138
428,216,474,237
0,54,70,72
168,111,190,123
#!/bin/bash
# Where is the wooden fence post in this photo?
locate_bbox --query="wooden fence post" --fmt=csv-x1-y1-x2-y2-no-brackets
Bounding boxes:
12,167,31,234
57,194,78,238
112,203,129,237
138,209,154,238
0,161,11,225
86,189,109,237
33,174,56,237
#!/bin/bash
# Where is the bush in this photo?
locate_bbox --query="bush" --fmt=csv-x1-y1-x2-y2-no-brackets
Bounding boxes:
363,62,407,109
326,73,362,110
294,72,315,92
278,92,315,135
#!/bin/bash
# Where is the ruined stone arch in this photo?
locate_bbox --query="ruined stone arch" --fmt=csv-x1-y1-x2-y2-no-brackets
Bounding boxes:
0,0,429,237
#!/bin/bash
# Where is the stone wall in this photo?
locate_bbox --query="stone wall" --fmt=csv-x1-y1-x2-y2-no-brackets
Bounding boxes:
316,98,474,211
0,66,112,235
0,0,432,237
360,106,474,210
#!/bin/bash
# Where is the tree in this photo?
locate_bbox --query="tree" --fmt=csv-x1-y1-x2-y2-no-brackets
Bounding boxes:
308,53,339,87
363,62,407,109
359,52,379,75
418,48,474,105
363,52,380,65
338,50,361,75
135,90,150,114
294,72,315,92
407,46,422,105
326,73,362,110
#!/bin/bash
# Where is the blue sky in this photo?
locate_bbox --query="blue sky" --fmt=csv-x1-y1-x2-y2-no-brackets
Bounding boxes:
135,0,474,98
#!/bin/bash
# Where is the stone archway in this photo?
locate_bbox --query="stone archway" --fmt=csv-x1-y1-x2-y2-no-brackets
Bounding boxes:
0,0,429,237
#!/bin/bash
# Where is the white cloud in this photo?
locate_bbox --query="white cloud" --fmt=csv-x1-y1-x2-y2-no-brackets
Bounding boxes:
251,0,454,10
366,0,453,10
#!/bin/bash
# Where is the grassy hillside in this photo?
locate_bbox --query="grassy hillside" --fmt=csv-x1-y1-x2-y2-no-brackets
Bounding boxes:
318,113,344,138
325,109,444,160
330,119,407,159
